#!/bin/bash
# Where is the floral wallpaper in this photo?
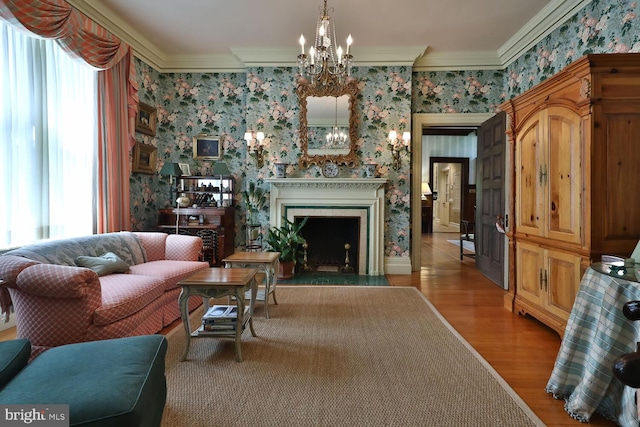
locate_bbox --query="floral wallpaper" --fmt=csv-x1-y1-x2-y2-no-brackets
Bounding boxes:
505,0,640,97
412,70,505,114
130,63,413,258
129,0,640,265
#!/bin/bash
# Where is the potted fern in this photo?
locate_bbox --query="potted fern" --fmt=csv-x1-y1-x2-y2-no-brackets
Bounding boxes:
241,182,267,224
265,216,308,279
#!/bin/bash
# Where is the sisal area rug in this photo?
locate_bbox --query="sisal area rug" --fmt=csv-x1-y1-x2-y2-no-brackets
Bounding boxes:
161,286,543,427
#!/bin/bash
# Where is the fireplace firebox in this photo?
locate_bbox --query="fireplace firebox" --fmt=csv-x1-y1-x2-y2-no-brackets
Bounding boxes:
296,216,360,273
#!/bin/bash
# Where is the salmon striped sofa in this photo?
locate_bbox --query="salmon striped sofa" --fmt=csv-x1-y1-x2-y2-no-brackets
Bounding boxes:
0,232,208,357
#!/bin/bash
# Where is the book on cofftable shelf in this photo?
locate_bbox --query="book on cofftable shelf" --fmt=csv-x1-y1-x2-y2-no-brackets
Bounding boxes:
201,305,249,324
202,323,237,331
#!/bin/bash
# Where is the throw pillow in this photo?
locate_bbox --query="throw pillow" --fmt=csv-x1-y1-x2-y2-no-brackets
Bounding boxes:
75,252,130,276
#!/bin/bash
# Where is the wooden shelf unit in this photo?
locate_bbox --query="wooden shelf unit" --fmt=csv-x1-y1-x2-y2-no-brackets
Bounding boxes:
158,206,235,265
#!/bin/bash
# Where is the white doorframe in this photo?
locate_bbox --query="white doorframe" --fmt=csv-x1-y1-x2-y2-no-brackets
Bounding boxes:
410,113,494,271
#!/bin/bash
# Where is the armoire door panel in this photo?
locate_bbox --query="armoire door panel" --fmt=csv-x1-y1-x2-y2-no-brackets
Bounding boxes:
516,117,543,236
516,242,543,306
545,250,581,321
545,108,582,244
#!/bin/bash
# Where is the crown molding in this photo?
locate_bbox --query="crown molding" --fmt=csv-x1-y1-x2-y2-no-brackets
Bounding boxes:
231,46,426,68
497,0,592,67
67,0,590,72
412,49,503,71
159,55,247,73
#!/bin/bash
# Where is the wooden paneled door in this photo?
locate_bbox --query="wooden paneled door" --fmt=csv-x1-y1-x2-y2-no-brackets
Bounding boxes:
476,112,506,288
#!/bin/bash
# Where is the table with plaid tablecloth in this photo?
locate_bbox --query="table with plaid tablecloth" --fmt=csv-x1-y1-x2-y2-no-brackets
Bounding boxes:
546,266,640,426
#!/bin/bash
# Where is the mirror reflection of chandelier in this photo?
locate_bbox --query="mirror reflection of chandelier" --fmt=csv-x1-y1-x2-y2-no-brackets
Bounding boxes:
297,0,353,86
326,97,347,147
326,125,347,146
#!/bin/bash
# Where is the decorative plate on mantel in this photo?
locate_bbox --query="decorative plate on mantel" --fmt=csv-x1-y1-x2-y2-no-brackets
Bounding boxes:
321,161,339,178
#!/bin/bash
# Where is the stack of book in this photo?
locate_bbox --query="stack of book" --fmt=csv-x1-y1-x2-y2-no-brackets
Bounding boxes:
200,305,247,332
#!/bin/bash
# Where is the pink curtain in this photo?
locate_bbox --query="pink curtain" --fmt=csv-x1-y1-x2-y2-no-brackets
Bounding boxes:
0,0,139,232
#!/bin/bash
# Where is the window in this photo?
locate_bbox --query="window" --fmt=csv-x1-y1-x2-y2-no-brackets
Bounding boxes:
0,22,97,249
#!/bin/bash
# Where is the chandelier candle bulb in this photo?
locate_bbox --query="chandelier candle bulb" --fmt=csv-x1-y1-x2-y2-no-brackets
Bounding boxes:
300,35,305,54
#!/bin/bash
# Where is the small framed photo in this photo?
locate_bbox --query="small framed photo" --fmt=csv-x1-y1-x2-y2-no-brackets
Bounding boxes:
132,142,157,174
135,102,157,136
178,162,191,176
193,134,221,160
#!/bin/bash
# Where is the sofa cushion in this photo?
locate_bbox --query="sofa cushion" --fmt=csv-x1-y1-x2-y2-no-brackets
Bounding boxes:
5,231,147,267
128,260,209,292
0,339,30,389
0,335,167,427
94,274,165,326
75,252,131,276
133,232,168,262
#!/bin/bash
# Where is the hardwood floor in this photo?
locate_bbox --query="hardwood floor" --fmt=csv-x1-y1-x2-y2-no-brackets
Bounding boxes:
386,232,616,426
0,233,619,426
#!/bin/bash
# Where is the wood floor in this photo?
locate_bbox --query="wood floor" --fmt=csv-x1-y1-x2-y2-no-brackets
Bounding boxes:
0,233,619,426
386,232,616,427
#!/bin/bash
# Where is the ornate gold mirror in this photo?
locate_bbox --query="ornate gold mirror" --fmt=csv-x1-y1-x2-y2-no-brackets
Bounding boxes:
297,79,359,168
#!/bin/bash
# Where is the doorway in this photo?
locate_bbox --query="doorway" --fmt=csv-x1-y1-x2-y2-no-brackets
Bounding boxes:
429,157,470,234
410,113,495,273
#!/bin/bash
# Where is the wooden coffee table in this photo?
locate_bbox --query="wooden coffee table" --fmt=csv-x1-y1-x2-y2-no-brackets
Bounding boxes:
222,251,280,319
178,267,258,362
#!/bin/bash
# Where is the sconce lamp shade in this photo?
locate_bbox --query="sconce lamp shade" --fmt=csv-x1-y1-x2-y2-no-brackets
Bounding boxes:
421,182,432,195
212,161,231,176
160,162,183,176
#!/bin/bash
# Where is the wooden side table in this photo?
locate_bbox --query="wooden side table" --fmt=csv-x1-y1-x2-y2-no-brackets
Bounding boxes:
222,251,280,319
178,267,258,362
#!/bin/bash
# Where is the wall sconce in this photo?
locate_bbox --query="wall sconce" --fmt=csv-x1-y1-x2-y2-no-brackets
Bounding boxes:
388,128,410,170
244,130,265,167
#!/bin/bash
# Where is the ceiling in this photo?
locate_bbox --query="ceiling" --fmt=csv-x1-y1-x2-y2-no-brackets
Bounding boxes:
67,0,589,72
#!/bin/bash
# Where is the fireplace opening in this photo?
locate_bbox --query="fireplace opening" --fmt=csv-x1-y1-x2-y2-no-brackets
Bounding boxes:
296,216,359,274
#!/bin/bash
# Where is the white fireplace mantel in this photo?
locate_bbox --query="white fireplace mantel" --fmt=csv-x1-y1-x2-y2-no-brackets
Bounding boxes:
267,178,387,275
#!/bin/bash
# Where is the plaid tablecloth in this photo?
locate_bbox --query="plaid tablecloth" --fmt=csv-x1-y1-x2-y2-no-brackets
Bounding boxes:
546,267,640,426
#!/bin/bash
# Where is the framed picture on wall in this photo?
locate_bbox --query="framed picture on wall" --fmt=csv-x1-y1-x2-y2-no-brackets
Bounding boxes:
178,162,191,176
135,102,157,136
193,134,221,160
132,142,157,174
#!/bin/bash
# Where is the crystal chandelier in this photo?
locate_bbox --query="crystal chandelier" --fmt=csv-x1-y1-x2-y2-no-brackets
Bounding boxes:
297,0,353,86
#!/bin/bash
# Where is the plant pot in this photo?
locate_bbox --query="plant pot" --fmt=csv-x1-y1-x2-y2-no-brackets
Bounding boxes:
278,261,294,280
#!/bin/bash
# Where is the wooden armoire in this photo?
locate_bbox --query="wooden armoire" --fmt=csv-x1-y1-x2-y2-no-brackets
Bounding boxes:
501,54,640,336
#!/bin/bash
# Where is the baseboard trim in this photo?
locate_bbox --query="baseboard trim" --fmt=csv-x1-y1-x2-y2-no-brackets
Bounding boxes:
385,256,412,275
